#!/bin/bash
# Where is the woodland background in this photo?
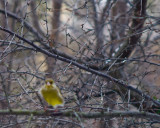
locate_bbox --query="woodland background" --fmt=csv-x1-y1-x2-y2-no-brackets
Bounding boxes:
0,0,160,127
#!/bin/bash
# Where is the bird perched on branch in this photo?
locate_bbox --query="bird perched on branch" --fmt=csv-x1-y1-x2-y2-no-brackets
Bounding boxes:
39,78,64,108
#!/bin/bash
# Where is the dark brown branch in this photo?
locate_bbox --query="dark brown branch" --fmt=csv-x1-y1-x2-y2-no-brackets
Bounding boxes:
51,0,63,41
114,0,147,59
46,0,63,78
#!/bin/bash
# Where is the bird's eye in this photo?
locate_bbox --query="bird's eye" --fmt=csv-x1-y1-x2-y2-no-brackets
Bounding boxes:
50,81,53,84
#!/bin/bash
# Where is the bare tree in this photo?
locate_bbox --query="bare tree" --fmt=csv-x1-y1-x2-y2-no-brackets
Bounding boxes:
0,0,160,127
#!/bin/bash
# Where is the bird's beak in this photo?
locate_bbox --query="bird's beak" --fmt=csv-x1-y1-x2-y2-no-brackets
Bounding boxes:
47,82,51,86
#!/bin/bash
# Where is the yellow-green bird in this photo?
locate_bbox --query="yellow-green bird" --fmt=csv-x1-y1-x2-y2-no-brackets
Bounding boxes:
39,78,64,108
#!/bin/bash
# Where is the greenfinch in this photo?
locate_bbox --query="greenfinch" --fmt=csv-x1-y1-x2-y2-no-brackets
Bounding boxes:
39,78,64,108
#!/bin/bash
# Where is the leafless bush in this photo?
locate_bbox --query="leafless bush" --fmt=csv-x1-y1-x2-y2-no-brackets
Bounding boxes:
0,0,160,127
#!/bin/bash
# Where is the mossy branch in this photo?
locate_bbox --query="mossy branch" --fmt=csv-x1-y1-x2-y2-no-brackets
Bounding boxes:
0,109,159,120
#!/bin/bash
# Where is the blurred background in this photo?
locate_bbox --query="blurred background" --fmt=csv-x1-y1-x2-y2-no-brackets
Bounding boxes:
0,0,160,127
